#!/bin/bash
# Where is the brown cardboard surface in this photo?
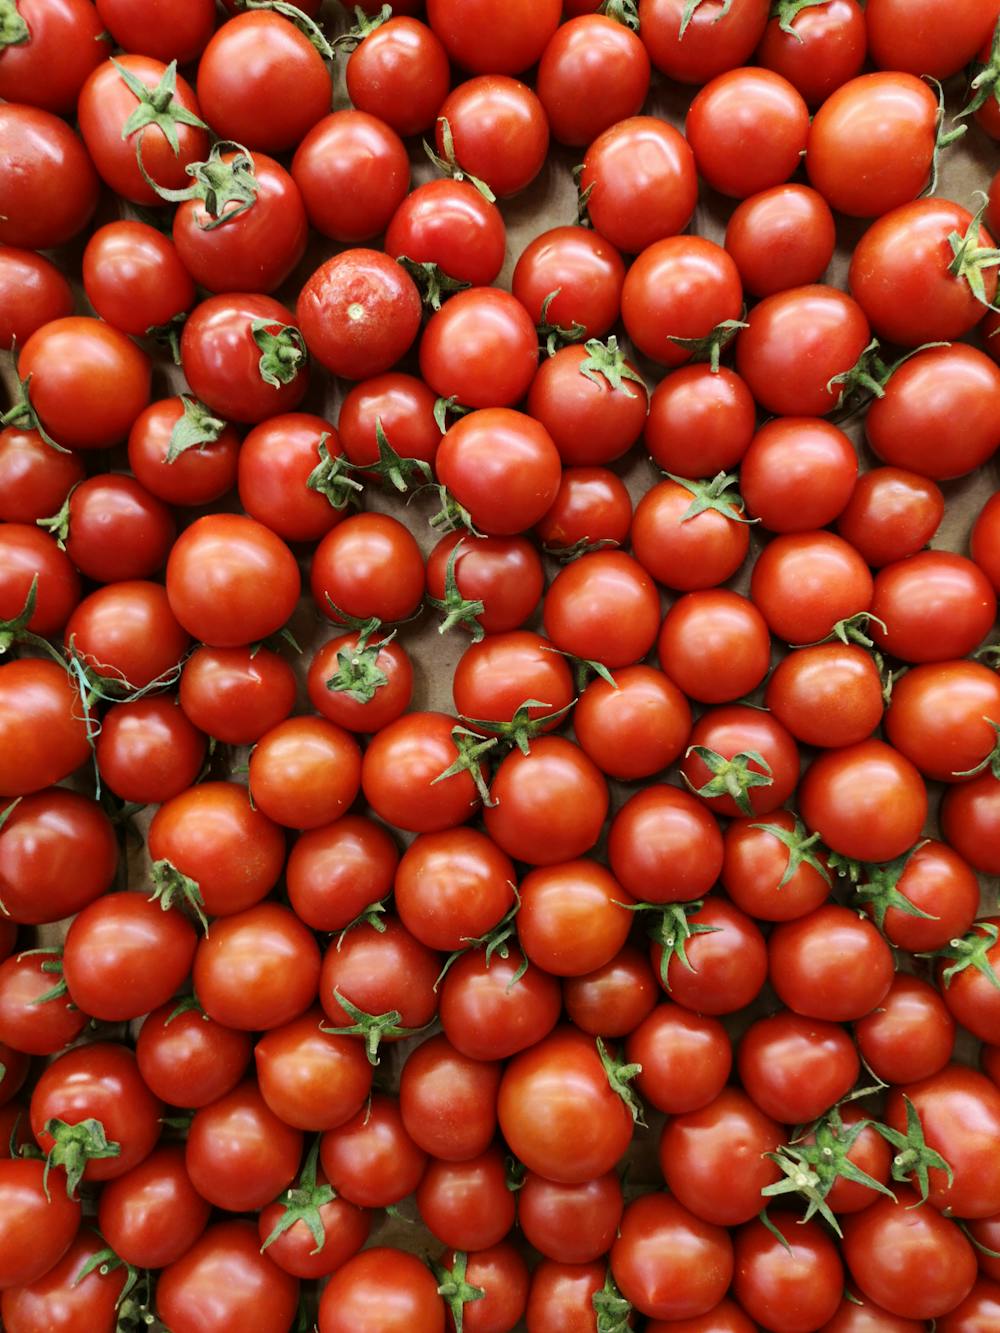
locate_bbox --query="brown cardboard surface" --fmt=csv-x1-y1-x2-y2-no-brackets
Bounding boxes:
3,24,1000,1330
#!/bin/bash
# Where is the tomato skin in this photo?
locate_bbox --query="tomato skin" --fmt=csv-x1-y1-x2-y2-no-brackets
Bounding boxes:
427,533,544,636
742,418,858,532
338,372,441,474
938,1280,1000,1333
563,946,658,1039
399,1034,500,1162
659,591,770,708
609,784,723,905
725,185,837,296
886,661,1000,783
942,773,1000,875
416,1145,515,1250
537,15,650,148
0,660,90,799
687,68,809,200
197,11,330,153
639,0,769,83
438,947,561,1061
437,75,548,198
484,737,609,867
425,0,559,74
736,284,871,416
285,816,398,934
238,411,345,541
249,717,362,832
257,1173,369,1281
721,813,830,924
83,221,194,341
1,1227,126,1333
0,788,116,926
843,1189,977,1320
581,116,698,255
574,665,692,780
513,225,625,342
801,739,927,862
386,180,506,290
750,530,873,645
452,630,574,735
148,780,286,917
0,429,84,525
544,551,660,667
527,344,648,467
865,0,997,76
738,1012,860,1124
756,0,866,107
298,249,420,381
127,396,240,509
972,491,1000,593
682,706,800,820
421,287,539,408
937,919,1000,1042
654,898,768,1016
436,409,561,535
855,974,955,1086
439,1242,529,1333
95,0,215,62
311,512,425,625
871,552,997,664
536,469,632,557
518,859,633,978
292,111,409,244
395,828,515,953
308,630,412,735
627,1004,731,1115
623,237,743,368
362,711,483,834
765,644,883,750
97,1145,209,1270
866,345,1000,480
181,293,308,423
318,1248,444,1333
61,474,175,585
321,1094,427,1209
612,1193,734,1321
136,1001,251,1109
156,1220,300,1333
0,105,99,249
0,950,85,1056
518,1170,623,1265
186,1080,302,1213
769,904,894,1023
319,916,439,1037
66,582,188,692
0,1159,80,1292
733,1215,843,1333
195,904,320,1033
525,1260,607,1333
645,365,756,478
647,1301,757,1333
819,1295,924,1333
0,0,106,113
0,524,79,638
254,1008,372,1134
167,513,300,649
346,17,451,136
31,1043,163,1185
0,249,74,352
837,467,943,568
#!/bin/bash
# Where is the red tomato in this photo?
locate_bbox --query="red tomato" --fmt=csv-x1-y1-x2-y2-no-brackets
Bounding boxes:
308,627,413,735
0,249,74,351
937,1280,1000,1333
687,68,809,199
527,341,648,467
627,1004,732,1116
738,1011,860,1123
437,1243,529,1333
97,1144,209,1270
750,530,873,644
136,1001,251,1109
0,950,86,1056
65,580,189,690
0,105,98,249
292,111,410,244
385,180,506,291
186,1080,302,1213
83,221,194,345
725,185,837,295
438,946,561,1061
537,15,650,147
318,1248,444,1333
612,1193,734,1321
237,412,347,543
321,1094,427,1209
1,1227,126,1332
285,816,399,934
297,249,421,381
854,974,956,1086
258,1167,369,1281
973,491,1000,593
416,1144,515,1250
543,550,661,666
399,1034,501,1162
436,409,561,534
248,717,362,831
837,467,944,567
623,236,743,367
721,811,832,923
420,287,538,407
518,1170,623,1265
0,523,79,637
484,737,609,866
311,512,425,624
95,0,215,63
563,946,659,1039
801,739,927,862
942,772,1000,875
346,17,451,136
871,552,996,663
0,0,106,113
0,1158,80,1291
338,372,441,476
536,467,633,556
936,918,1000,1042
742,418,857,532
362,711,484,834
525,1260,607,1333
0,427,84,524
886,660,1000,782
681,705,800,819
395,827,515,953
0,659,90,798
639,0,769,84
425,0,559,74
865,0,997,76
574,665,692,779
733,1215,843,1333
57,473,175,584
127,396,240,508
768,904,894,1022
437,75,548,198
427,532,544,636
609,784,724,904
652,898,768,1017
0,788,116,925
757,0,866,107
518,859,633,977
645,364,756,477
513,225,626,342
156,1220,299,1333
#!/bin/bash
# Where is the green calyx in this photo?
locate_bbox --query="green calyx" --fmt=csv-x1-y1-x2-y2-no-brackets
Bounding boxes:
425,483,483,538
19,947,69,1005
599,0,640,29
428,538,485,642
826,338,891,413
762,1105,896,1237
579,335,646,398
683,744,774,815
324,619,393,703
596,1036,645,1127
238,0,334,56
36,486,77,547
332,4,392,52
423,117,496,203
136,138,260,225
434,889,523,991
431,724,498,808
537,289,587,358
666,470,754,525
113,58,208,155
667,317,748,373
920,76,967,201
592,1269,633,1333
792,611,889,652
750,817,831,890
434,1252,486,1333
166,396,226,462
0,576,45,656
395,256,470,312
541,644,618,692
542,535,622,562
146,313,185,364
933,921,1000,992
874,1095,953,1202
0,375,68,452
627,899,721,990
947,192,1000,309
829,846,937,936
250,318,306,389
306,434,364,511
148,858,209,933
261,1139,336,1257
362,418,434,494
320,990,430,1065
43,1117,121,1200
0,0,29,47
458,697,575,757
680,0,733,36
770,0,833,37
73,1245,153,1330
958,18,1000,121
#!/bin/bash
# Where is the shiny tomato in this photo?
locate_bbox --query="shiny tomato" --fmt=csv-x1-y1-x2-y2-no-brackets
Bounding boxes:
639,0,769,84
800,739,927,862
865,0,997,76
0,524,79,637
484,737,609,866
738,1011,860,1124
518,859,633,977
741,418,858,532
768,904,894,1021
58,473,175,583
436,75,548,198
543,550,660,666
311,512,424,625
97,1144,209,1270
395,827,515,953
82,220,194,344
871,552,997,663
627,1003,732,1115
0,1158,80,1292
136,1001,251,1109
652,898,768,1016
836,467,944,567
854,974,956,1086
292,111,409,244
254,1008,372,1132
562,946,659,1038
318,1248,443,1333
750,530,873,644
438,946,561,1061
765,643,884,749
721,811,831,922
237,412,346,544
537,14,649,147
427,532,544,636
0,427,84,524
612,1193,734,1321
0,0,106,113
0,660,90,799
156,1220,300,1333
574,665,692,779
346,17,451,137
623,236,743,367
681,705,799,819
0,249,74,352
535,466,633,554
127,396,240,509
0,950,86,1056
452,630,575,734
527,341,648,467
580,116,698,254
725,184,837,295
399,1034,500,1162
513,225,626,342
416,1145,514,1250
420,288,538,407
609,784,724,904
180,645,296,745
0,788,116,925
436,408,561,534
733,1215,843,1333
645,364,756,477
321,1094,426,1209
0,106,98,249
687,68,809,199
186,1080,302,1213
248,717,361,831
362,711,484,834
385,179,506,291
757,0,866,106
1,1227,126,1332
285,815,399,934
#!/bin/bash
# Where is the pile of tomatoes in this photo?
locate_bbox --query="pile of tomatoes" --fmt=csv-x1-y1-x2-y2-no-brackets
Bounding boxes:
5,0,1000,1329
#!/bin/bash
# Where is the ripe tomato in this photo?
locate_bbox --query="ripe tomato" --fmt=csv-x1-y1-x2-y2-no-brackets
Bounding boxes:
527,342,647,467
524,1260,607,1333
801,738,927,861
186,1080,302,1213
258,1166,369,1281
725,185,837,296
738,1012,860,1123
321,1094,427,1208
543,550,660,666
1,1227,126,1332
566,960,652,1048
756,0,866,107
750,530,873,644
513,225,626,342
854,974,955,1086
0,105,99,249
427,532,544,636
0,249,74,351
865,0,997,76
136,1001,251,1109
0,427,84,523
395,827,515,953
484,736,609,865
438,1243,529,1333
942,772,1000,874
0,1158,80,1291
308,627,413,735
0,659,90,799
237,412,347,543
56,473,175,584
83,221,194,346
0,0,106,113
386,179,506,291
687,68,809,199
574,665,692,779
871,552,996,663
609,784,724,904
769,904,894,1022
742,418,857,531
399,1034,501,1161
733,1215,843,1333
765,643,884,749
437,75,548,198
936,918,1000,1042
0,949,86,1056
681,705,799,819
95,0,215,63
0,787,115,925
645,364,756,477
623,236,743,367
292,111,409,245
837,467,944,567
518,1170,623,1265
438,946,561,1060
156,1220,300,1333
255,1008,372,1132
652,898,768,1016
298,249,421,381
639,0,769,83
635,475,750,591
194,903,320,1032
416,1144,515,1250
127,396,240,508
436,409,561,534
537,15,650,147
311,512,425,624
97,1144,209,1270
452,630,575,735
248,717,362,831
937,1280,1000,1333
722,811,831,922
285,815,399,934
362,711,484,834
318,1248,444,1333
420,288,538,407
65,580,189,690
338,372,441,476
425,0,559,73
580,116,698,254
886,660,1000,782
346,17,451,136
536,468,632,554
612,1193,733,1321
627,1003,732,1115
518,859,633,977
973,491,1000,592
0,523,79,637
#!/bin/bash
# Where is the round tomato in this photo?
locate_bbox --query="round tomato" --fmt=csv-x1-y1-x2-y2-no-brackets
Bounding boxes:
574,665,692,779
0,248,74,352
395,827,515,953
237,412,347,544
768,903,894,1022
318,1248,443,1333
436,409,561,534
285,815,399,934
721,811,831,922
611,1193,733,1321
871,552,996,663
248,717,362,831
837,467,944,567
255,1008,372,1132
855,974,956,1086
865,0,997,76
513,224,626,342
646,364,756,476
801,738,926,862
321,1094,427,1209
127,395,240,508
765,643,884,749
346,16,451,136
0,105,99,249
733,1215,843,1333
186,1080,302,1213
292,111,409,244
156,1220,299,1333
0,1158,80,1291
757,0,866,107
687,67,809,199
738,1011,860,1124
725,184,837,295
638,0,769,84
627,1003,732,1116
436,75,548,198
385,179,506,291
362,711,484,834
399,1033,501,1162
0,0,106,113
0,659,90,799
543,550,660,666
580,115,697,254
623,236,743,367
537,14,650,147
484,736,609,866
97,1144,209,1270
136,1000,251,1109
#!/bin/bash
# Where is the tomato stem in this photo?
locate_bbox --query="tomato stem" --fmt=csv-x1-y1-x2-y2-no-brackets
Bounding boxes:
433,1251,486,1333
42,1117,121,1201
0,0,29,47
873,1094,953,1202
260,1138,336,1257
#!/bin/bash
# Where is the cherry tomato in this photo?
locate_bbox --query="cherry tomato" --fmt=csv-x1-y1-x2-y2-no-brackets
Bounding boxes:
543,550,660,666
687,68,809,199
95,0,215,62
0,660,90,799
248,717,362,831
645,364,756,477
580,116,698,254
936,918,1000,1042
438,947,561,1061
537,15,650,147
427,532,544,635
563,945,658,1038
437,1243,529,1333
318,1247,444,1333
0,428,84,524
524,1260,607,1333
346,17,451,136
0,950,86,1056
436,409,561,534
321,1094,427,1209
854,974,956,1086
362,711,484,834
871,552,996,663
0,523,79,637
156,1220,300,1333
513,225,626,342
769,903,894,1022
308,627,413,735
742,418,858,532
536,467,633,555
420,287,538,407
750,530,873,644
319,915,439,1049
0,787,116,925
0,105,99,248
653,897,768,1016
886,660,1000,782
395,827,515,953
725,184,837,296
0,249,74,351
639,0,769,84
127,396,240,508
136,1001,251,1109
972,491,1000,593
437,75,548,198
237,413,345,544
399,1034,501,1162
765,643,884,749
623,236,743,367
801,738,927,861
0,0,106,113
311,512,424,625
757,0,867,107
865,0,997,76
385,180,506,290
338,372,442,475
255,1008,372,1133
1,1227,126,1333
738,1012,860,1123
285,815,399,934
733,1215,844,1333
627,1003,732,1116
518,859,634,977
611,1193,734,1321
722,811,831,923
574,665,692,780
425,0,560,74
416,1144,515,1250
609,784,724,904
837,467,944,567
258,1167,369,1281
484,736,609,866
942,772,1000,875
0,1158,80,1291
292,111,409,243
452,630,574,735
97,1144,210,1270
186,1079,302,1213
681,706,799,819
82,221,194,345
297,249,421,381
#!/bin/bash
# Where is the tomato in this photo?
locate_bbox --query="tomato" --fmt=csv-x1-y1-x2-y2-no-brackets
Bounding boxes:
452,630,574,735
743,418,858,533
646,364,755,478
1,1227,126,1333
873,552,996,663
733,1215,843,1333
127,396,240,508
197,11,329,152
0,1158,80,1291
298,249,421,381
574,665,691,780
639,0,769,83
943,773,1000,874
136,1000,251,1109
681,706,799,819
258,1164,369,1281
420,288,538,408
0,660,90,799
865,0,997,76
427,532,544,636
636,478,749,593
536,467,632,556
338,372,441,477
485,737,609,866
395,827,515,953
386,180,506,292
186,1079,301,1213
653,897,768,1016
438,946,561,1061
725,184,837,296
938,1280,1000,1333
518,859,633,978
564,947,658,1038
78,55,208,205
937,918,1000,1042
886,660,1000,782
736,285,871,416
766,643,883,749
750,530,873,645
0,788,115,925
437,409,561,534
768,903,894,1023
285,815,398,934
438,1243,529,1333
757,0,867,107
17,316,150,451
543,550,660,667
100,688,203,802
180,293,308,423
437,75,548,198
308,628,412,735
866,345,1000,480
254,1006,372,1134
973,491,1000,592
292,111,409,244
738,1012,860,1123
820,1296,924,1333
722,811,831,923
249,717,361,831
647,1301,757,1333
0,249,73,352
57,474,174,585
0,429,83,525
97,1144,209,1270
842,1189,977,1320
66,580,186,690
0,950,85,1056
528,342,648,467
855,974,955,1086
580,116,697,254
31,1043,162,1189
346,16,451,136
516,1171,621,1266
609,784,723,904
416,1144,515,1250
362,711,484,834
0,106,98,249
156,1220,299,1333
623,237,743,368
688,67,809,200
425,0,559,73
82,221,194,348
513,225,626,343
837,467,944,567
95,0,214,62
311,512,424,625
399,1034,500,1162
63,892,196,1022
0,0,106,113
525,1260,609,1333
537,15,650,147
321,1094,427,1208
195,903,320,1032
319,1248,444,1333
236,414,342,544
612,1193,733,1321
802,738,927,861
0,524,79,636
627,1003,731,1115
967,1210,1000,1281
